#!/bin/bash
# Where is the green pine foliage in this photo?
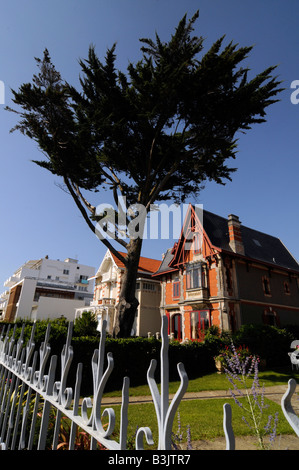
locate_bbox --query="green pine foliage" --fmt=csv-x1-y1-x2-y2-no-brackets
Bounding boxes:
6,12,283,337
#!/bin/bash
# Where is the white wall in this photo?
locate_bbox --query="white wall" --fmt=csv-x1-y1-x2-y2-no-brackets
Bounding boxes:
32,297,86,322
15,278,37,320
39,258,95,294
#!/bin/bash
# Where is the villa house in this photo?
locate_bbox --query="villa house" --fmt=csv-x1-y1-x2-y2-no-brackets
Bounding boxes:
76,250,161,336
153,205,299,341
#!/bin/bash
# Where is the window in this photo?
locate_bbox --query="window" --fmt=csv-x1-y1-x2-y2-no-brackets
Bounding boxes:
173,278,180,299
186,262,207,290
190,310,210,340
143,282,156,292
284,281,290,295
193,233,201,253
262,276,271,296
263,308,279,326
63,269,69,275
225,267,232,291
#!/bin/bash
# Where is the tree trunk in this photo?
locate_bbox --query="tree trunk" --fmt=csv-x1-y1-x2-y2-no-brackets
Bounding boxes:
113,237,143,338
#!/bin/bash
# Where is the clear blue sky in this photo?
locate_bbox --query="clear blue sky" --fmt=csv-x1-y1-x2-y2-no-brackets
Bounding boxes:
0,0,299,289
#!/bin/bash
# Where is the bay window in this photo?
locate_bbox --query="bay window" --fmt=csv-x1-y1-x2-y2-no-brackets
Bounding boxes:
186,262,207,290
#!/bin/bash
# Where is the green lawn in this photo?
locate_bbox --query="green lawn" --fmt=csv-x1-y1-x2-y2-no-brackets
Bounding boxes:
108,397,294,449
101,368,299,448
104,367,299,397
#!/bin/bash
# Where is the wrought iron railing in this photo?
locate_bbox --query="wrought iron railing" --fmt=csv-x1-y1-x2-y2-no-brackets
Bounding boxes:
0,316,298,450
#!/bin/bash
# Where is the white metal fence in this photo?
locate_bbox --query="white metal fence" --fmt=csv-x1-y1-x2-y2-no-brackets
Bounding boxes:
0,315,298,451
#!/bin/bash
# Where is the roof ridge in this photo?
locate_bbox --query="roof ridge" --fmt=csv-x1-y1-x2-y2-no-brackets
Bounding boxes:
203,208,282,241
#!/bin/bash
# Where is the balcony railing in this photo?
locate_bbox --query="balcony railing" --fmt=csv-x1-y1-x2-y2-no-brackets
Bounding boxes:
91,298,116,307
101,272,117,283
185,287,209,302
4,276,19,287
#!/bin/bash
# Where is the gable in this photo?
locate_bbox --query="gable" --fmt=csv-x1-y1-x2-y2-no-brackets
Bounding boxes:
168,204,218,269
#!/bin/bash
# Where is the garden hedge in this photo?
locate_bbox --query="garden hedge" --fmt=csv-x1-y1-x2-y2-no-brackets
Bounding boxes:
0,319,297,394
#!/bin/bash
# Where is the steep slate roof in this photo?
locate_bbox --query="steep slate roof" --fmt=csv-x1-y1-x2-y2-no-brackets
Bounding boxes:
154,208,299,274
153,248,177,275
204,210,299,272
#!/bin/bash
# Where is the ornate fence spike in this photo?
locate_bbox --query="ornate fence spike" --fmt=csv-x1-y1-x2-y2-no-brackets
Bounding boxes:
281,378,299,436
147,315,189,450
223,403,235,450
53,321,74,408
0,316,245,451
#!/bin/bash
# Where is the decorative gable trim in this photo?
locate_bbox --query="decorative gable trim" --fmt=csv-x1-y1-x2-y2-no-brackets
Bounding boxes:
169,204,220,269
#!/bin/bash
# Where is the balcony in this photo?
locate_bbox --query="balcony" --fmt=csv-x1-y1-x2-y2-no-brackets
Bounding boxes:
4,276,19,287
101,271,117,283
185,287,209,304
91,298,116,307
0,291,9,300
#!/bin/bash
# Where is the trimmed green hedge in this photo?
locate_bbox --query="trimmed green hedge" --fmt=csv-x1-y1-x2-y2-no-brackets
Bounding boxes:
69,335,223,394
0,320,296,394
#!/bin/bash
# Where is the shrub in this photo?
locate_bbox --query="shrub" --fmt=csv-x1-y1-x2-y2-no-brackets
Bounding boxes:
232,324,293,367
73,311,100,337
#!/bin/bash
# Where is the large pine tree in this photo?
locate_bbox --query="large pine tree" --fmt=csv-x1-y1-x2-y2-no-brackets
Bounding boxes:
7,12,282,336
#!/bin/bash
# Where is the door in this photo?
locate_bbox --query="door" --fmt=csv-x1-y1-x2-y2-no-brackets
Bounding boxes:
171,313,182,341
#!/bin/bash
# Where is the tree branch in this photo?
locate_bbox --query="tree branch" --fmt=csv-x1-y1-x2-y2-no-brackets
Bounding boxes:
145,160,179,210
71,182,96,215
63,176,127,265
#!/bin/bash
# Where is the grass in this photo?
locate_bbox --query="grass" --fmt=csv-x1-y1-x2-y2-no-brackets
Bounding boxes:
107,397,294,449
104,367,299,397
101,367,299,448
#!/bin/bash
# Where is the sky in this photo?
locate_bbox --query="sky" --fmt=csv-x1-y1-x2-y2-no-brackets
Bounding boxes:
0,0,299,290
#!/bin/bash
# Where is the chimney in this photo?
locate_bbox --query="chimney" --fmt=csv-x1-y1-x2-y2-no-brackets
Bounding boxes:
228,214,244,255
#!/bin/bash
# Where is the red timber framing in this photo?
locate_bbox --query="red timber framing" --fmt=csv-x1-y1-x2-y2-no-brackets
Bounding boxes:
155,205,222,342
168,205,220,269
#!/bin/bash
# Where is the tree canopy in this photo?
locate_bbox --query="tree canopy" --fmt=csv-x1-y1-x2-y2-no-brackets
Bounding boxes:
7,12,283,336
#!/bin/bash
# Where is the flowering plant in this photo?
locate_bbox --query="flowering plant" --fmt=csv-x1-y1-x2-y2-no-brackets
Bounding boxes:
223,342,278,449
214,344,253,365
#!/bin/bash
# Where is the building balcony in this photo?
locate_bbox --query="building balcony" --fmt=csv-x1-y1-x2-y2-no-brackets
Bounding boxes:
0,291,9,300
36,280,75,290
91,298,116,307
4,276,19,287
101,272,117,283
184,287,209,304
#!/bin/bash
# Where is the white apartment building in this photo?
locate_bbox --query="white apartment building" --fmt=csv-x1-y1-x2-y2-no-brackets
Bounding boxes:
0,256,95,322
